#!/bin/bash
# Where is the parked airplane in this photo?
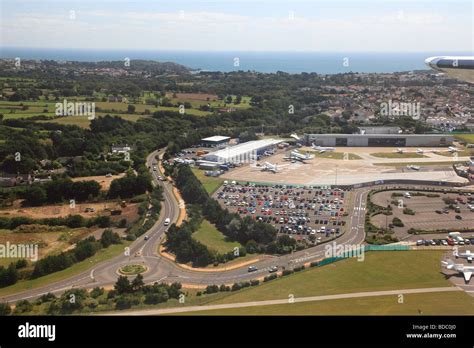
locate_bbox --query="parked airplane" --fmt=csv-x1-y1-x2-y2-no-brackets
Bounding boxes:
283,151,313,163
395,148,404,154
290,150,314,160
448,146,460,153
290,133,301,141
311,143,336,153
260,162,279,173
454,249,473,262
442,259,474,283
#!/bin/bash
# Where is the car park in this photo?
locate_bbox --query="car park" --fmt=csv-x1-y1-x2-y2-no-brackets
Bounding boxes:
215,183,349,243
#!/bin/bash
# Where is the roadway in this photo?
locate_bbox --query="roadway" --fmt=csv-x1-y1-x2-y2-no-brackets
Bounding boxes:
0,149,372,302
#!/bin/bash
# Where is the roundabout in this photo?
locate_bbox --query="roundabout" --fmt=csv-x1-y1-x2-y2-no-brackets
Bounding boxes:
118,264,148,276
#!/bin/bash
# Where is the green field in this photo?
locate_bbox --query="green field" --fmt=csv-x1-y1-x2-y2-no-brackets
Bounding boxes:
203,251,452,305
192,219,242,254
373,161,464,167
371,152,427,159
454,134,474,144
191,168,223,194
181,291,474,315
37,114,144,128
0,99,210,122
434,149,473,157
164,94,251,111
310,151,361,160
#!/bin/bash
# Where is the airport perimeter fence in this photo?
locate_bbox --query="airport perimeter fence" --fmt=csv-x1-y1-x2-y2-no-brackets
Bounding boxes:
312,244,411,268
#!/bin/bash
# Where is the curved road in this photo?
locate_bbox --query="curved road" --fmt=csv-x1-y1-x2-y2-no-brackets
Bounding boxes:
3,149,368,302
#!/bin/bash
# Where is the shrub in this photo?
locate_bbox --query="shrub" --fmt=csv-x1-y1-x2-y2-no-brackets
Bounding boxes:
15,300,33,314
231,283,242,291
0,302,11,316
263,274,278,282
205,285,219,294
392,217,404,227
90,287,105,299
115,296,133,310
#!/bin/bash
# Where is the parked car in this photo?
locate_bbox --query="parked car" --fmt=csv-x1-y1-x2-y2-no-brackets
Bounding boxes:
248,266,258,272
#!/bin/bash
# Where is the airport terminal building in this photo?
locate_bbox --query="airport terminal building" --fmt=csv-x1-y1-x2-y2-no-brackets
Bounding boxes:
203,139,282,163
304,134,454,147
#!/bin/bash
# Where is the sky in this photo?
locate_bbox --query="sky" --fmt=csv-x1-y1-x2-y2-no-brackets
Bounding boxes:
0,0,472,52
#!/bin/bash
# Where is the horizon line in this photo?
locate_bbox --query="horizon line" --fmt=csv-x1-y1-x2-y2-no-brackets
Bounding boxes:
1,47,472,54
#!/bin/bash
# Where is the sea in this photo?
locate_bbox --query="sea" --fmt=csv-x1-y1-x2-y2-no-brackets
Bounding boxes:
0,48,470,74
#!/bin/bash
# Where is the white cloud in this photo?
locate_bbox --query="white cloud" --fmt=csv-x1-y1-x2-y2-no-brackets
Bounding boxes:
1,9,471,51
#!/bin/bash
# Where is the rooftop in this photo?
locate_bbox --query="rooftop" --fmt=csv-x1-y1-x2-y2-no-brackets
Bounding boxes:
201,135,231,142
206,139,282,159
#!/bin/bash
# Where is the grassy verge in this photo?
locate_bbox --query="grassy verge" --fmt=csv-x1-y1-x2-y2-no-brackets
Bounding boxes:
309,151,361,160
371,152,427,159
191,168,223,195
202,251,451,305
373,161,464,167
192,219,242,254
0,242,130,297
454,134,474,144
178,291,474,315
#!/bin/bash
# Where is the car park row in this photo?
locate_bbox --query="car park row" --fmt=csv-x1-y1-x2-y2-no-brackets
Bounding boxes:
215,182,350,244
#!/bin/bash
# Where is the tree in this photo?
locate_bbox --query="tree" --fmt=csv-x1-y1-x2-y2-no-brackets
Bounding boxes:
0,263,19,288
127,104,136,113
167,282,182,299
115,295,138,310
144,287,169,304
131,274,144,292
0,302,11,315
114,275,131,294
14,300,33,313
22,185,47,206
100,229,121,248
90,287,105,299
245,239,258,254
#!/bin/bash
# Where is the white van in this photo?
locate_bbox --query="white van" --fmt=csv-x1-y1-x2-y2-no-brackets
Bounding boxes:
164,218,171,226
